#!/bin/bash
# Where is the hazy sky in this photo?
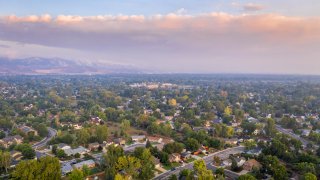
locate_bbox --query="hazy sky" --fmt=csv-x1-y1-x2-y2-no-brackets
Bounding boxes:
0,0,320,74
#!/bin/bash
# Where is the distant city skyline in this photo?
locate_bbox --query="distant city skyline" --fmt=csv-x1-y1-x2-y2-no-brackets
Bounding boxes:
0,0,320,74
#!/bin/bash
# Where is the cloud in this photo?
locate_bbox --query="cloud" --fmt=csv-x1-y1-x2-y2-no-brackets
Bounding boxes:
0,13,319,74
243,3,265,11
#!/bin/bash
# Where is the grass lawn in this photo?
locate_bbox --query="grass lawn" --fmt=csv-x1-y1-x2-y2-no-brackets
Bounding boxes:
198,154,206,158
163,162,181,170
185,158,196,163
89,167,102,175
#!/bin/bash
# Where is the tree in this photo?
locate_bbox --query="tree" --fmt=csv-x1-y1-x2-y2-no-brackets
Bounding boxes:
224,106,232,116
301,173,317,180
273,164,288,180
96,125,108,143
215,168,225,177
56,149,66,158
11,156,61,180
213,156,221,166
238,174,256,180
179,169,193,180
76,128,90,145
168,99,177,106
168,174,178,180
82,165,90,177
116,156,141,179
15,144,35,159
163,142,185,154
69,169,84,180
133,148,155,180
104,145,124,180
265,118,276,137
185,138,200,152
35,123,48,137
0,151,11,173
294,162,316,175
193,159,214,180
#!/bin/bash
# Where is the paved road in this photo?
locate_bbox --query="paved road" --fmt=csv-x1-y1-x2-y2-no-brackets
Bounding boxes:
124,143,146,152
32,127,57,149
153,146,245,180
276,125,309,147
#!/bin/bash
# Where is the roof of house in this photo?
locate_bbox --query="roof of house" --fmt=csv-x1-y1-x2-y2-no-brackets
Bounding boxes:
73,160,95,169
64,146,88,156
131,135,146,139
19,126,36,133
243,159,262,167
2,135,23,142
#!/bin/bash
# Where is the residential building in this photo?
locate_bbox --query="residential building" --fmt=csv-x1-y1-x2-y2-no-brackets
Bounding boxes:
169,153,181,163
0,135,23,148
243,159,262,171
73,160,96,170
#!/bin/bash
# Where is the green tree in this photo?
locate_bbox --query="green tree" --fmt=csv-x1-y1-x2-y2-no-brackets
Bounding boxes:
76,128,90,145
104,145,124,180
301,173,317,180
168,174,178,180
69,169,84,180
295,162,316,175
0,151,11,173
238,174,256,180
15,144,35,159
116,156,141,179
265,118,276,137
133,148,155,180
193,159,214,180
185,138,200,152
11,156,61,180
95,125,108,143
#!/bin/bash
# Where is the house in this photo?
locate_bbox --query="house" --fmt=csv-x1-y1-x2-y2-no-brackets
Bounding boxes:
114,138,126,145
147,136,163,144
18,125,38,136
90,117,102,125
64,146,89,157
181,151,192,160
169,153,181,163
11,150,23,161
88,142,100,151
222,159,232,167
225,138,239,145
61,163,73,176
243,159,262,171
54,143,71,150
73,160,96,170
153,143,164,151
131,135,146,142
301,129,311,137
234,157,246,166
0,135,23,148
10,151,23,168
245,148,262,156
153,157,161,168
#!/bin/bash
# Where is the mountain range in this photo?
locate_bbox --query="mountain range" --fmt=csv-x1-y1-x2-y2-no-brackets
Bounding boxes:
0,57,143,75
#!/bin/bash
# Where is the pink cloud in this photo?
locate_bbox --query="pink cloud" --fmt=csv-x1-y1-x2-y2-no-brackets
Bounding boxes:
0,13,320,74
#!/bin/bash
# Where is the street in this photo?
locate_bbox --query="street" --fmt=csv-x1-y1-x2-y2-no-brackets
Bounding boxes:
275,125,309,147
32,127,57,149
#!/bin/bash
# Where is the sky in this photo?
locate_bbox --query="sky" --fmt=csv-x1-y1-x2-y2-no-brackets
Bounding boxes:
0,0,320,74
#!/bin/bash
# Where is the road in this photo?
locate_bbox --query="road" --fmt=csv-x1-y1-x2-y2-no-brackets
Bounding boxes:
32,127,57,149
153,146,245,180
276,125,309,147
124,143,146,152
